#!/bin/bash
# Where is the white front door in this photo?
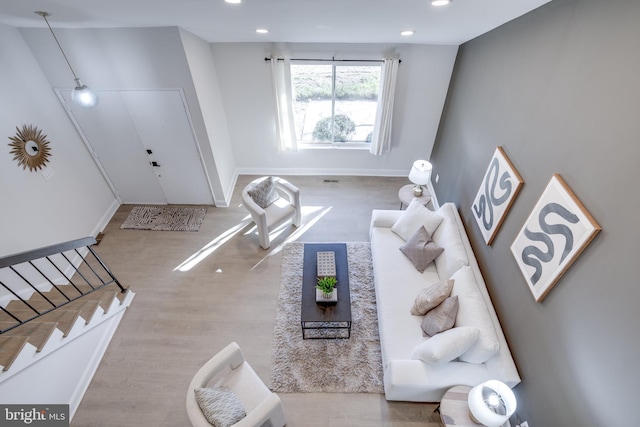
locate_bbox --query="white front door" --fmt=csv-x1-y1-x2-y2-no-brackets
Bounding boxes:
61,89,213,205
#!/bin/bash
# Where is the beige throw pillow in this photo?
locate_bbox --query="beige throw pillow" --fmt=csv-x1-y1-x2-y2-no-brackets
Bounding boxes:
411,279,454,316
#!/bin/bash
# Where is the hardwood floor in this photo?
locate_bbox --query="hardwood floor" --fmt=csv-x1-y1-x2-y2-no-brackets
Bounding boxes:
71,175,442,427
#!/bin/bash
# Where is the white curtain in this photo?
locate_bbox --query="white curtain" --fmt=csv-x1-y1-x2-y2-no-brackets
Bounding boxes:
370,58,400,156
270,57,298,152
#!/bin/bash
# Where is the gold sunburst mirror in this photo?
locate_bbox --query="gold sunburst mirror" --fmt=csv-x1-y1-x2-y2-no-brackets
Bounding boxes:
8,125,52,172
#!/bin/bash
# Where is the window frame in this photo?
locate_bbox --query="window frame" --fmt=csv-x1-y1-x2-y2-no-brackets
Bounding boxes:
290,60,382,150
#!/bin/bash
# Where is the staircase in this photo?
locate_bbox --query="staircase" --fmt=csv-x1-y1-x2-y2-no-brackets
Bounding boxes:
0,237,135,412
0,282,134,374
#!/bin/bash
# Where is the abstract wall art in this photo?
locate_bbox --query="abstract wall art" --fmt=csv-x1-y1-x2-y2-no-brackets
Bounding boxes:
472,146,524,245
511,174,601,302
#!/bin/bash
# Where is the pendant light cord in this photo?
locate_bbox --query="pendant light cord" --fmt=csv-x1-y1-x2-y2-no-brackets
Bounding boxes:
36,11,81,84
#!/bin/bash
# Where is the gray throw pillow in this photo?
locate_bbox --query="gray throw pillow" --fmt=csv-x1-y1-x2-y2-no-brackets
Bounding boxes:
421,295,459,337
399,226,445,273
247,177,279,208
194,386,246,427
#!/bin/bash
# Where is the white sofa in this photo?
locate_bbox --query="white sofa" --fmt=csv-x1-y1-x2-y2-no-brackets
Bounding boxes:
369,202,520,402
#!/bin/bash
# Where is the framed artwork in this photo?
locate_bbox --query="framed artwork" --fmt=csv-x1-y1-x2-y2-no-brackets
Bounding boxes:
510,174,601,302
471,146,524,245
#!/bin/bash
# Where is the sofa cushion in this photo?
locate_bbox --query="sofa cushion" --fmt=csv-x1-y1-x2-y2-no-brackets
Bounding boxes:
247,176,279,208
370,227,440,364
421,295,459,336
400,227,445,273
410,279,454,316
450,266,500,363
391,199,444,241
431,204,469,280
194,386,246,427
411,326,480,364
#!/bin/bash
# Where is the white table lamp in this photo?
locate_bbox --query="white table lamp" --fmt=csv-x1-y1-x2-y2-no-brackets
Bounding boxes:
408,160,432,196
468,380,516,427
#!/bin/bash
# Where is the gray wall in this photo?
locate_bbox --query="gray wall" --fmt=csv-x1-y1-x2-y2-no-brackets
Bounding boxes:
431,0,640,425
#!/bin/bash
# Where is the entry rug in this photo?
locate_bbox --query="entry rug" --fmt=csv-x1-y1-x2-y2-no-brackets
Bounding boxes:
120,206,207,231
271,242,383,393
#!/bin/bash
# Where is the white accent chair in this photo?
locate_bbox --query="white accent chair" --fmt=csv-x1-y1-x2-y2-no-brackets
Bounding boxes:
242,177,302,249
186,342,287,427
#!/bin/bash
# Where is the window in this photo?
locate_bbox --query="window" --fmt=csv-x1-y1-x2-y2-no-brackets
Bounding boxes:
290,63,381,148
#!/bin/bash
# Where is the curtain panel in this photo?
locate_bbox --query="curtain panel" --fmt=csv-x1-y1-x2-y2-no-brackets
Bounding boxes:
270,57,298,152
369,58,399,156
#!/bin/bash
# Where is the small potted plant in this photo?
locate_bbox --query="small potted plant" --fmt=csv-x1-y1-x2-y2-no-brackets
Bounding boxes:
316,276,338,304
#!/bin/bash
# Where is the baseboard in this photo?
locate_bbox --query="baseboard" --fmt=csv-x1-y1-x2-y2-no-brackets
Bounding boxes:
93,198,121,238
215,173,239,208
234,167,408,177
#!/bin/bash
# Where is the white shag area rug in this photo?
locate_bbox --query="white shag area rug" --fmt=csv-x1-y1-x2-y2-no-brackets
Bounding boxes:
270,242,383,393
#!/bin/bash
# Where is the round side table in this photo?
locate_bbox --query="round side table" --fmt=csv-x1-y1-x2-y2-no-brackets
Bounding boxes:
438,385,511,427
398,184,432,209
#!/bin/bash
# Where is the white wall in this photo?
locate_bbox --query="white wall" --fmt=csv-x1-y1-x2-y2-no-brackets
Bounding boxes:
210,43,458,176
180,29,237,205
0,24,117,257
19,26,229,205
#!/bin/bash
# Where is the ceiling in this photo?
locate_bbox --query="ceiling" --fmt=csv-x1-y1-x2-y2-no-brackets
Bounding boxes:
0,0,552,45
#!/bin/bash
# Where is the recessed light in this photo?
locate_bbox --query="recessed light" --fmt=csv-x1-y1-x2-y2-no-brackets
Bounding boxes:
256,28,269,34
225,0,242,4
432,0,451,6
400,30,415,36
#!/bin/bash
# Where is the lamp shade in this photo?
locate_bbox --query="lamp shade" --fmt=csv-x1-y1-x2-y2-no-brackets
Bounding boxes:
468,380,516,427
408,160,432,186
71,83,99,108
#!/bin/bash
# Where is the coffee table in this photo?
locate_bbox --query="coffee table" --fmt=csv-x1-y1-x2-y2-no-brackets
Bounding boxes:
300,243,352,339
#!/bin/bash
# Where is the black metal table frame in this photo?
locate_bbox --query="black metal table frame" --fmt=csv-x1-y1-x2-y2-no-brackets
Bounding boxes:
301,320,352,340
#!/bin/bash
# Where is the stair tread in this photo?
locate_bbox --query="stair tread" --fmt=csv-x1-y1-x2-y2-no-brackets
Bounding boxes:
0,336,29,371
1,284,129,336
36,310,81,337
0,321,59,352
78,300,102,324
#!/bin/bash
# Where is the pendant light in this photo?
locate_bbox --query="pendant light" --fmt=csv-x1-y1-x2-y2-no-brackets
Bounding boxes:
35,11,99,109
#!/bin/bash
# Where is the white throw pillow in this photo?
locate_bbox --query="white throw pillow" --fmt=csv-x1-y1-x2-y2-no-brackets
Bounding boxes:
392,199,444,241
411,327,480,364
431,204,469,279
450,266,500,363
